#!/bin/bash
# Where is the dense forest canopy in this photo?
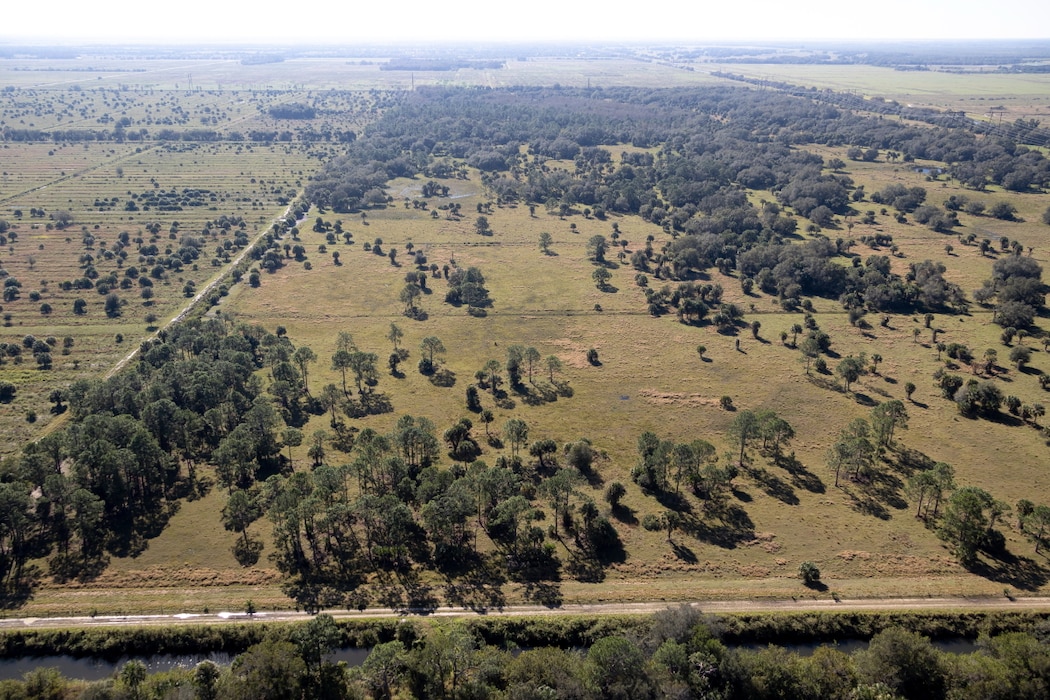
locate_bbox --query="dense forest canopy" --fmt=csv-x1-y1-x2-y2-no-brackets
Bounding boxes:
305,85,1043,314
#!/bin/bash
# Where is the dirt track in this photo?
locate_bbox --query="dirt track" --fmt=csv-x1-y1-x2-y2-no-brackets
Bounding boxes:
104,200,301,379
2,596,1049,631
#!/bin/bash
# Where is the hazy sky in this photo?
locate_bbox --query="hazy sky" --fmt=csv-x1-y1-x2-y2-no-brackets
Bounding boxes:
2,0,1048,44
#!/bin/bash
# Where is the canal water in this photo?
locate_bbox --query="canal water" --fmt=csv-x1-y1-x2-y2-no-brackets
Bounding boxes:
0,639,981,680
0,648,371,681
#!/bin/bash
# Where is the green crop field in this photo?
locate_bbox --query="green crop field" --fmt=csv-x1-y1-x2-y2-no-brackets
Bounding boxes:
3,49,1050,616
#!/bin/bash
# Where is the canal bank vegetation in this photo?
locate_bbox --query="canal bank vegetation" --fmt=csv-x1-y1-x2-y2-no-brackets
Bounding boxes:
1,608,1049,698
3,609,1049,659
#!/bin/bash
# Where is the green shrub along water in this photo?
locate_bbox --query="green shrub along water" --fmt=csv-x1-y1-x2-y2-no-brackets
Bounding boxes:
1,609,1049,699
2,610,1048,659
0,619,415,660
716,609,1050,644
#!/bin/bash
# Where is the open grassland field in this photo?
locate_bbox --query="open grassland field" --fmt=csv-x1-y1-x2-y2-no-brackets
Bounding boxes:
204,152,1050,611
1,55,717,92
3,52,1050,616
700,62,1050,121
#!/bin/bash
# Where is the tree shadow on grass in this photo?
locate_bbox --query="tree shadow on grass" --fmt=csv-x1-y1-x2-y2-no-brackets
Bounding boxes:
443,555,508,612
520,581,563,608
576,464,605,490
682,504,755,549
384,571,440,614
507,547,564,607
172,471,205,501
48,552,110,584
851,392,879,407
984,411,1025,428
778,454,826,494
971,550,1049,591
0,567,40,609
841,483,890,520
671,540,698,563
433,543,483,577
344,392,394,417
745,465,799,505
887,445,936,477
732,487,753,503
866,468,908,511
533,382,558,401
610,503,638,526
566,553,606,583
518,383,561,407
807,375,842,393
106,502,180,558
569,518,626,575
518,392,546,407
429,368,456,387
655,489,693,513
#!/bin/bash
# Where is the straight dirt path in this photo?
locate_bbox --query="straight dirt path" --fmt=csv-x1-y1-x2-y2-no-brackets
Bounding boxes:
32,198,299,443
104,198,300,379
2,596,1049,631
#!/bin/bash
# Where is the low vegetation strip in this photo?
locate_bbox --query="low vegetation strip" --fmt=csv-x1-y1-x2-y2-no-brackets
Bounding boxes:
2,607,1050,699
2,608,1048,658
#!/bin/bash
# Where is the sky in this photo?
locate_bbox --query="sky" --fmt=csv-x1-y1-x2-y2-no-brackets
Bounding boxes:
1,0,1048,45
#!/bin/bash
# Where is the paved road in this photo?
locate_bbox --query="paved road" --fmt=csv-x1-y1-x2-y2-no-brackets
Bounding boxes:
3,596,1049,630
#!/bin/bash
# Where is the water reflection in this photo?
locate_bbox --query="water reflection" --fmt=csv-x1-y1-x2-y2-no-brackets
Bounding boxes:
0,648,371,681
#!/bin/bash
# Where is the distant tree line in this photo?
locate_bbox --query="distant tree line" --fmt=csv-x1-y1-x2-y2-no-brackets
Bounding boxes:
268,103,317,120
713,71,1050,166
381,58,505,71
306,85,1024,315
